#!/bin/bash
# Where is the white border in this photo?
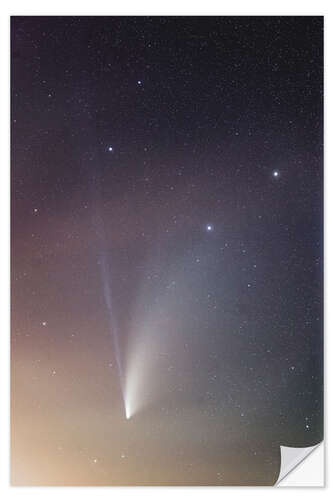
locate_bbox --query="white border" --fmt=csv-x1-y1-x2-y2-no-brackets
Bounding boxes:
1,1,330,498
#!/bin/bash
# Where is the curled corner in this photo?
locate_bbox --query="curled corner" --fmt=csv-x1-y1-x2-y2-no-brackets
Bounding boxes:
275,442,323,486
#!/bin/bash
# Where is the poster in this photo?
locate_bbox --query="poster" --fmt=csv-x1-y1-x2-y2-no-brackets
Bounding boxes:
11,16,323,486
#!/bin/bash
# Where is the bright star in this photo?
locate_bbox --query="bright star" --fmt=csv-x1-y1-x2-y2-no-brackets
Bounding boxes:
137,80,142,85
206,224,213,232
273,170,280,178
108,146,113,152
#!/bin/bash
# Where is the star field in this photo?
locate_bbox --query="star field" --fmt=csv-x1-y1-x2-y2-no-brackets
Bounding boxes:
11,16,323,485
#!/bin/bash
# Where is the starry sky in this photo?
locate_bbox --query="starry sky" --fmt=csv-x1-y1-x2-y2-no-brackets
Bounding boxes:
11,16,323,486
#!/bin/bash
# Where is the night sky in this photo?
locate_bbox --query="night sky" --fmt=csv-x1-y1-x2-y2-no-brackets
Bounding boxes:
11,16,323,485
